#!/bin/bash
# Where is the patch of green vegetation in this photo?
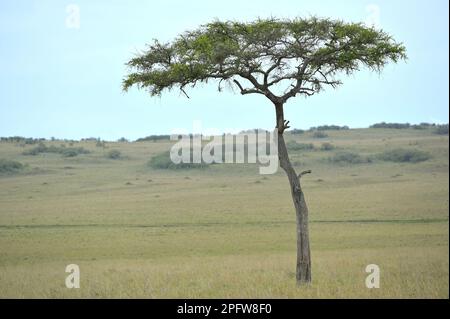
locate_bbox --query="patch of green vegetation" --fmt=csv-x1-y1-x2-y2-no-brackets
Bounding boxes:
290,129,305,135
329,151,372,164
434,124,449,135
370,122,411,129
286,141,314,151
0,159,25,175
311,131,328,138
320,142,335,151
107,150,122,159
310,125,349,131
0,137,45,144
378,148,431,163
136,135,171,142
96,139,106,148
22,143,89,157
148,151,210,169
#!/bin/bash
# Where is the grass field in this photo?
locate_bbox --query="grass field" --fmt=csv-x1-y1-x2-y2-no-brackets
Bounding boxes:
0,127,448,298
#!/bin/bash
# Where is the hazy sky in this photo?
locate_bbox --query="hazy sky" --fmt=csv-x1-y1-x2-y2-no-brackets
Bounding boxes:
0,0,448,140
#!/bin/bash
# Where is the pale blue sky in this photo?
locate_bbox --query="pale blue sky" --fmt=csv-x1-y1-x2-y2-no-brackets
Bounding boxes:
0,0,448,140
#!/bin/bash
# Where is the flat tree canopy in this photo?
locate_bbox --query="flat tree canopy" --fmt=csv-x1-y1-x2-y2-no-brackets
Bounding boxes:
123,17,406,285
123,17,406,105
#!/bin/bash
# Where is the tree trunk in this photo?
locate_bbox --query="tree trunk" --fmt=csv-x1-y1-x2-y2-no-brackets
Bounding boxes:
275,103,312,285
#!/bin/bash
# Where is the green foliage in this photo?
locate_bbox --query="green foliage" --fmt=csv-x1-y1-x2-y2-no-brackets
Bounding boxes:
310,125,349,131
148,151,210,170
290,129,305,135
0,137,45,144
61,149,79,157
370,122,411,129
329,152,372,164
107,150,122,159
378,149,431,163
434,124,449,135
320,142,335,151
96,139,106,147
136,135,171,142
0,159,24,174
286,140,314,151
123,17,406,101
22,143,48,155
22,143,89,157
312,131,329,138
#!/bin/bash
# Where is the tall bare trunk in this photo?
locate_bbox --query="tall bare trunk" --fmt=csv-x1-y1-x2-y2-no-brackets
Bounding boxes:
275,103,311,285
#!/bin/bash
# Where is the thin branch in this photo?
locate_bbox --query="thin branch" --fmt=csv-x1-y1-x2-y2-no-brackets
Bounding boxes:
232,79,265,95
298,170,312,178
180,86,190,99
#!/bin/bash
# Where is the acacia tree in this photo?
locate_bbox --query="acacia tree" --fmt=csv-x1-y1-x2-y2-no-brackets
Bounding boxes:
123,17,406,285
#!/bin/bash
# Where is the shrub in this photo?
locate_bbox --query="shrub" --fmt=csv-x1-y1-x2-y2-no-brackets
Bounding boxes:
22,143,89,157
107,149,122,159
329,152,371,164
22,143,48,155
312,131,328,138
96,139,106,147
61,149,78,157
286,141,314,151
434,124,449,135
148,151,210,169
378,149,431,163
0,159,24,174
320,142,335,151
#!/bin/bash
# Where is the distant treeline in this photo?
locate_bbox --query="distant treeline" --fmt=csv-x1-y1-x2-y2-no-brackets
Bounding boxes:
1,123,448,142
290,125,349,134
0,136,46,144
369,122,448,134
370,122,444,129
135,135,171,142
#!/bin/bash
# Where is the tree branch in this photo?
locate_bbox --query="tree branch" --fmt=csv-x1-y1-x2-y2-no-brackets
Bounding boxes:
232,79,265,95
298,170,312,178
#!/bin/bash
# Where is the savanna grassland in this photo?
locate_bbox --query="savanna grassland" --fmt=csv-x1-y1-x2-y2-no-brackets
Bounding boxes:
0,127,448,298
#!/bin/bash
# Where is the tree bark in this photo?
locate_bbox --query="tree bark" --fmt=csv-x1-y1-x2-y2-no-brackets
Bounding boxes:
275,103,312,285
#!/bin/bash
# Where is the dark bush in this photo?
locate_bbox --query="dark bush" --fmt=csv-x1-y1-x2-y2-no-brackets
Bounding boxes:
107,149,122,159
320,142,335,151
148,151,210,169
329,152,372,164
0,159,24,174
96,139,106,147
23,143,89,157
378,149,431,163
312,131,328,138
434,124,449,135
286,141,314,151
22,143,48,155
61,149,79,157
136,135,171,142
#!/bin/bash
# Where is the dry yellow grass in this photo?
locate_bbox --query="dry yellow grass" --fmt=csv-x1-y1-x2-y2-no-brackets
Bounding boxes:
0,128,448,298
